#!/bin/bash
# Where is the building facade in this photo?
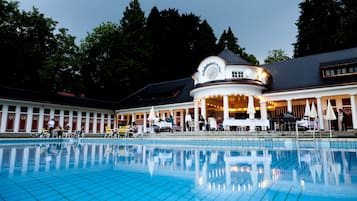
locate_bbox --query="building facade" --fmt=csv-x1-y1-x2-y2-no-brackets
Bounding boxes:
0,47,357,134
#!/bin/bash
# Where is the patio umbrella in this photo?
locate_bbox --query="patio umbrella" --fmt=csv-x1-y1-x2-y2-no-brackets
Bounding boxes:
247,96,256,119
148,106,156,133
304,99,310,118
309,102,318,139
325,99,336,138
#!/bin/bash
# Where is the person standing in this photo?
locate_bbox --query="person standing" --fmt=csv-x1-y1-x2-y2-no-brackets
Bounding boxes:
198,114,205,131
185,113,192,131
47,118,55,137
339,109,347,131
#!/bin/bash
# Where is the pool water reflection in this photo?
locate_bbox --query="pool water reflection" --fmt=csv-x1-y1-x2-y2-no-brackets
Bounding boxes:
0,139,356,201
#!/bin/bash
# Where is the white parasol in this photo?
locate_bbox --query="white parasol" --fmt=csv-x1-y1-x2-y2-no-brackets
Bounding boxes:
309,102,318,139
304,99,310,118
148,106,156,133
325,99,336,138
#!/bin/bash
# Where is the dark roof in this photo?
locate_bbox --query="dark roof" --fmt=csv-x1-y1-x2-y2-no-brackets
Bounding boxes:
117,78,194,109
0,86,115,110
263,47,357,92
218,48,253,65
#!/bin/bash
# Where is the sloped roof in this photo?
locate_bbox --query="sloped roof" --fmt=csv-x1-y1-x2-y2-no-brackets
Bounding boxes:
218,48,253,65
116,78,194,109
263,47,357,92
0,86,115,110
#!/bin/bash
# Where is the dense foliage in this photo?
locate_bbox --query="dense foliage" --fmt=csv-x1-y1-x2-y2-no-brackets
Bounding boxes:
264,49,290,64
1,0,259,100
294,0,357,57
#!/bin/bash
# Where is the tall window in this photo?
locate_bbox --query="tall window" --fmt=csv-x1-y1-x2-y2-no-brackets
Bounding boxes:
19,107,27,132
31,108,40,132
97,113,101,133
6,106,16,132
89,112,94,133
72,111,78,131
81,112,86,131
43,109,50,129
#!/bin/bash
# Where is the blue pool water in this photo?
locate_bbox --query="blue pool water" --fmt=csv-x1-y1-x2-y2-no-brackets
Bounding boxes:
0,138,356,201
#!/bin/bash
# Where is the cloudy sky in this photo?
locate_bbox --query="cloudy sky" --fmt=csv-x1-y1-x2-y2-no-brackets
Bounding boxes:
18,0,302,64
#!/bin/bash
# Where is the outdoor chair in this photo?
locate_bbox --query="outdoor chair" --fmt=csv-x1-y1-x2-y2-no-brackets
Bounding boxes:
105,126,114,138
40,128,50,138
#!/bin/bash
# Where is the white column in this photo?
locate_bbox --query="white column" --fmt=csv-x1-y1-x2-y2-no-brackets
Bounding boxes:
100,113,105,133
260,101,268,131
14,106,20,132
26,106,33,133
69,110,73,130
85,112,90,133
143,111,147,132
200,98,206,120
316,97,324,130
38,107,44,132
350,94,357,129
194,100,199,131
77,112,82,131
131,112,135,125
248,95,255,119
1,104,8,132
59,110,64,127
223,95,229,120
93,112,97,133
287,99,292,113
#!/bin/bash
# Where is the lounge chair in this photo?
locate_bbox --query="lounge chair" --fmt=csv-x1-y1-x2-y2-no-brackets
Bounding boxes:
105,126,114,138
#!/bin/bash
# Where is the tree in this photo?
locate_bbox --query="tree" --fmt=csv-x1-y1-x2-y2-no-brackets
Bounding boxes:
79,22,129,99
120,0,151,94
40,28,82,94
340,0,357,49
217,27,259,65
147,8,204,82
264,49,290,64
293,0,357,57
0,1,58,91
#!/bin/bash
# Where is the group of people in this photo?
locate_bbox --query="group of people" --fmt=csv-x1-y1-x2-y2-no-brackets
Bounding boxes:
44,118,77,138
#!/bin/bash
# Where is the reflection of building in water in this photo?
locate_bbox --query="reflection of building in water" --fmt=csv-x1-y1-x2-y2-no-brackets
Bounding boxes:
0,143,355,194
196,150,272,192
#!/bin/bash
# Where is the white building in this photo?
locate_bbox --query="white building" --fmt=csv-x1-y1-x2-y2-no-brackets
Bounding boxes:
1,47,357,134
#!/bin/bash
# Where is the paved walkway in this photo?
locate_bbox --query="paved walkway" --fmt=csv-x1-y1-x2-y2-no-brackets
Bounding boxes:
1,130,356,140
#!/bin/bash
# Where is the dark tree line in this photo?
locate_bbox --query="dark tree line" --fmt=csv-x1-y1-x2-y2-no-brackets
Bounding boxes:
2,0,356,101
294,0,357,57
0,0,258,100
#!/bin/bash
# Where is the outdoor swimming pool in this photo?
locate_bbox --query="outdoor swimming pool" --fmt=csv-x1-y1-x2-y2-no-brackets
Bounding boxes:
0,138,356,201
